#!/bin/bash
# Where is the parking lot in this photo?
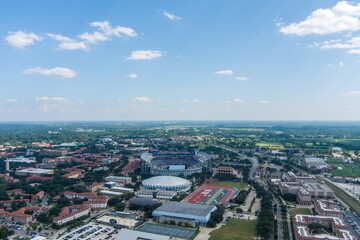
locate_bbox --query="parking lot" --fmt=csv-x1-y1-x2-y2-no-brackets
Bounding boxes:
343,210,360,239
59,223,117,240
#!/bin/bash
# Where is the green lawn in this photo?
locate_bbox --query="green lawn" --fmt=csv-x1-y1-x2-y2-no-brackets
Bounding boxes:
326,158,344,164
209,219,257,240
333,164,360,177
207,181,249,189
289,208,312,216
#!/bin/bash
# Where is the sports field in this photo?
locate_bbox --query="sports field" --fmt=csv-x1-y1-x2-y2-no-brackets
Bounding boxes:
206,181,248,189
333,164,360,177
137,223,196,239
209,219,257,240
183,185,233,205
326,158,344,164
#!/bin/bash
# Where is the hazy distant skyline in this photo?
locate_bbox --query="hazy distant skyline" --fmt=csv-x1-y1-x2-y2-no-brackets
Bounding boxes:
1,0,360,121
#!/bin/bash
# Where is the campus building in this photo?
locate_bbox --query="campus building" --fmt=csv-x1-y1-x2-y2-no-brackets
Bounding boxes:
15,168,54,176
293,214,355,240
314,199,343,219
278,172,334,205
136,189,176,200
214,166,236,176
53,205,91,225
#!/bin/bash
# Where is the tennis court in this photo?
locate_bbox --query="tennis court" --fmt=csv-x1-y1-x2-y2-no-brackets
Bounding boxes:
137,223,196,239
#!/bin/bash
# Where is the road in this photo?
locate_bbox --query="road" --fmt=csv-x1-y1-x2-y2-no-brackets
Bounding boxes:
272,196,283,240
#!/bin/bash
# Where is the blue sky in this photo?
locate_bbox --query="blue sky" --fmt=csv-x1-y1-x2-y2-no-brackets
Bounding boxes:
1,0,360,121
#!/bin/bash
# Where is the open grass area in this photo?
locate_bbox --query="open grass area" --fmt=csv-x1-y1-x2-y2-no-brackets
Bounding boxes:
326,158,344,164
256,142,283,149
333,164,360,177
209,219,257,240
206,181,249,189
289,208,312,216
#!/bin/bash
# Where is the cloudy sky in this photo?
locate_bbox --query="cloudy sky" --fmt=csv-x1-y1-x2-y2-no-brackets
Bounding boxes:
1,0,360,121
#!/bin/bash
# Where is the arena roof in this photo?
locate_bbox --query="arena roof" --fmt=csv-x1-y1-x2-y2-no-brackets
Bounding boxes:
142,176,190,188
152,201,216,223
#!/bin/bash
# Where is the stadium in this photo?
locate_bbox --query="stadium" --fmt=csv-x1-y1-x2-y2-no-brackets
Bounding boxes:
183,185,235,206
142,176,191,191
140,151,212,177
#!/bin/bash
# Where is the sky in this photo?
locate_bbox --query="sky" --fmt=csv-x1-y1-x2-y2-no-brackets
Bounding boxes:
1,0,360,121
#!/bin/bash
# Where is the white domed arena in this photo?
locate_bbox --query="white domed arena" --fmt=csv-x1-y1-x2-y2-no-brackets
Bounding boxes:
142,176,191,191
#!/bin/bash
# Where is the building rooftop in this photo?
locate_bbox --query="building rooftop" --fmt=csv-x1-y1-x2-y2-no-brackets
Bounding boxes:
142,176,191,188
16,168,53,174
153,201,216,218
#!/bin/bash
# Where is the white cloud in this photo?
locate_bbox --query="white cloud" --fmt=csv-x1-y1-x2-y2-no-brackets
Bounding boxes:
259,100,270,104
23,67,77,78
164,11,181,20
182,99,204,103
192,99,203,103
235,76,248,81
214,70,234,75
90,21,137,37
78,31,108,43
8,21,136,51
310,37,360,54
6,31,43,48
132,96,151,102
5,99,18,103
348,48,360,54
35,97,68,102
126,73,138,79
346,91,360,96
280,1,360,36
339,61,344,67
127,50,162,60
273,17,284,26
231,98,245,103
222,98,245,104
46,33,88,51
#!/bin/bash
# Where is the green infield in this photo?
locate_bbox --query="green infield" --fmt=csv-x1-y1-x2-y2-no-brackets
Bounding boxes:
209,219,258,240
206,181,248,189
289,208,312,216
333,164,360,177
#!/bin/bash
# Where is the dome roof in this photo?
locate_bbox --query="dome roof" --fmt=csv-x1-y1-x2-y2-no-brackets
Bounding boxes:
142,176,191,190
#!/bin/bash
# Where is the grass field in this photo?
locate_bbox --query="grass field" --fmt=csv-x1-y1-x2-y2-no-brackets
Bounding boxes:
209,219,257,240
206,181,249,189
326,158,344,164
256,142,283,149
289,208,312,216
333,164,360,177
